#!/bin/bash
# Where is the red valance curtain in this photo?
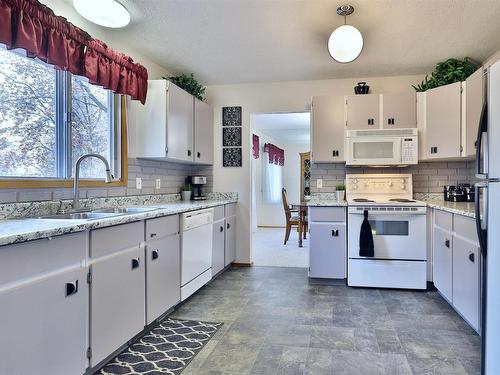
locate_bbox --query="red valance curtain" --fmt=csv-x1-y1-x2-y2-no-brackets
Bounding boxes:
263,143,284,166
252,134,259,159
0,0,148,103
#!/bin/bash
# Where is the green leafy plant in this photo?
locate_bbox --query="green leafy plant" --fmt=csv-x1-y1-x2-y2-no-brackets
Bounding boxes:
165,73,206,101
413,57,478,92
335,183,346,191
181,184,192,192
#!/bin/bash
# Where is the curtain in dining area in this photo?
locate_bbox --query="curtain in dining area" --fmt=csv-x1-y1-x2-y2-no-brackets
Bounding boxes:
262,143,284,203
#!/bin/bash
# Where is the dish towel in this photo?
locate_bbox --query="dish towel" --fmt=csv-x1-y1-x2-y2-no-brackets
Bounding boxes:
359,210,374,257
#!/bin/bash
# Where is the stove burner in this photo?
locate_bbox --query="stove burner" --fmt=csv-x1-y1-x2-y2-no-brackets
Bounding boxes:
388,198,416,203
353,198,375,202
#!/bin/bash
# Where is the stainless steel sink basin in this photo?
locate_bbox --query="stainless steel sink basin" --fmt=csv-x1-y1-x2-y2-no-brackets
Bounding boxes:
92,207,158,214
39,212,123,220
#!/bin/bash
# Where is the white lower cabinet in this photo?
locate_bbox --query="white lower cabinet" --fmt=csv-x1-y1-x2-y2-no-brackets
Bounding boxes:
432,209,481,332
146,233,180,324
224,215,236,266
453,235,480,331
433,226,453,302
0,267,88,375
309,207,346,279
212,219,226,275
90,245,146,366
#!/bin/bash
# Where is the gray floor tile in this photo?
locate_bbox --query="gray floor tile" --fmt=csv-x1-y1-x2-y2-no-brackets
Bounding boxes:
173,266,481,375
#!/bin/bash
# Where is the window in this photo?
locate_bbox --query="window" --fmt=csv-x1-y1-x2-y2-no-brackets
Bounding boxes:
262,162,283,204
0,45,123,184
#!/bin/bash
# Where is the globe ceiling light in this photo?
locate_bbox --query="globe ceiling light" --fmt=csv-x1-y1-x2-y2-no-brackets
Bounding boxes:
73,0,131,28
328,5,363,63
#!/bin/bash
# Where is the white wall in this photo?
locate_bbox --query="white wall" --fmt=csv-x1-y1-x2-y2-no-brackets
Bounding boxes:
252,128,308,227
206,74,426,264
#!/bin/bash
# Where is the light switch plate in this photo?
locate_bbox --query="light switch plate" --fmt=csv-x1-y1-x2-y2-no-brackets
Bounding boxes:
316,179,323,189
136,177,142,190
155,179,161,189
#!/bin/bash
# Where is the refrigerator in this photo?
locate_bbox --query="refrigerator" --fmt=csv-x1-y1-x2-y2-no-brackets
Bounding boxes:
476,60,500,375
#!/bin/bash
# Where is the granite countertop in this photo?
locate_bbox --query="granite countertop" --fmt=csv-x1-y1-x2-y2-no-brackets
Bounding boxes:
420,199,476,219
306,199,348,207
0,199,237,247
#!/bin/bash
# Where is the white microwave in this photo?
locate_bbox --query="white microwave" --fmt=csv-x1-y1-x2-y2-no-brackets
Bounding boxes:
345,128,418,166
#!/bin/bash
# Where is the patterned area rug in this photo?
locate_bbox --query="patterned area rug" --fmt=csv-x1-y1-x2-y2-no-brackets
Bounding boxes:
98,317,222,375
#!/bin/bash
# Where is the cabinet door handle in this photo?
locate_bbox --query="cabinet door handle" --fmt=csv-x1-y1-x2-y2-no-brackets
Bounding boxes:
150,232,157,238
131,257,140,269
187,150,192,156
197,152,201,158
65,280,79,297
227,223,230,229
152,250,159,260
332,229,339,237
445,239,450,248
220,226,224,232
469,252,475,263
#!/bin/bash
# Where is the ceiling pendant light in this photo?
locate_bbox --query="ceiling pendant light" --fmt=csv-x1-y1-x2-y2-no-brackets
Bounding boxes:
73,0,131,28
328,5,363,63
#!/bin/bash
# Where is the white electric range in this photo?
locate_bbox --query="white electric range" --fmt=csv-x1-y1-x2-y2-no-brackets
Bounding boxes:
346,174,427,290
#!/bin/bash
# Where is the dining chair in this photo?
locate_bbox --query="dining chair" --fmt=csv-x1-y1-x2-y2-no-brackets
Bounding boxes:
282,188,301,245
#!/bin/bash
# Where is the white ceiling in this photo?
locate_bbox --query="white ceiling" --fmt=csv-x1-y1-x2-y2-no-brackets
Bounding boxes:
63,0,500,85
252,112,310,145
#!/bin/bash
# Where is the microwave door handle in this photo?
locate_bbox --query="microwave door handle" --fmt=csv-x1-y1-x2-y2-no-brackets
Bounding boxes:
475,182,488,257
475,101,488,177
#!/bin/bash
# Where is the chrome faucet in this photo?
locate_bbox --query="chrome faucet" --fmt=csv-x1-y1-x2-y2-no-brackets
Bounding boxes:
73,154,113,210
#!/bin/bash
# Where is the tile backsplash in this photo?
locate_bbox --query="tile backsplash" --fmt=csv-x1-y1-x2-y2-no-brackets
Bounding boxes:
311,161,476,194
0,158,213,203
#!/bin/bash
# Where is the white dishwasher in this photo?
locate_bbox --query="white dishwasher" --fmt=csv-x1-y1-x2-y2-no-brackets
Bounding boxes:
180,208,214,301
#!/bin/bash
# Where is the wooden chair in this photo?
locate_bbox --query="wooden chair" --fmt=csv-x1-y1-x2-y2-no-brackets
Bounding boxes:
282,188,301,245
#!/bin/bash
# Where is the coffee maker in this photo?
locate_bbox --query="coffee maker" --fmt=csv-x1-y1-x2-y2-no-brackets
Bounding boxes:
189,176,207,200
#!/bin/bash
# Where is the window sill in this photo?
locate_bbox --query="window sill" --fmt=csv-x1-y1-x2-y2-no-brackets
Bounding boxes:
0,179,127,189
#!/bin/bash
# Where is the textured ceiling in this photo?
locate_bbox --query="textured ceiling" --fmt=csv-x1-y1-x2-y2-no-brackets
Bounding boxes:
63,0,500,85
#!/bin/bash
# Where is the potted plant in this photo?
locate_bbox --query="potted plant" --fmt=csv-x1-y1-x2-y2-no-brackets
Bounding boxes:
181,184,192,201
335,183,346,202
164,73,206,101
413,57,478,92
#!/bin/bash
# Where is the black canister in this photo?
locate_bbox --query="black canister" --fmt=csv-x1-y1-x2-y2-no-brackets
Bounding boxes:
443,185,455,201
462,186,475,202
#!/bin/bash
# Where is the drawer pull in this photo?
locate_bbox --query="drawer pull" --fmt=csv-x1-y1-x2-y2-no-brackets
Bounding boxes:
131,257,140,269
332,229,339,237
197,152,201,158
469,253,475,263
220,226,224,232
65,280,79,297
445,239,450,248
150,233,157,238
227,223,230,229
152,250,159,260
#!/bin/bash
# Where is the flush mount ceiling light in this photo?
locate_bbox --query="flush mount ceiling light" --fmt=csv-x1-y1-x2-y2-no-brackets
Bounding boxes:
73,0,131,28
328,5,363,63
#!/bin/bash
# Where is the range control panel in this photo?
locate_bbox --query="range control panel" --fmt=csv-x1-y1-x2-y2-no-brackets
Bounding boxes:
346,174,413,200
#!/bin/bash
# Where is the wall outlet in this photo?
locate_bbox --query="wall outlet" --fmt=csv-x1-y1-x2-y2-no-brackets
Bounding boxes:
316,179,323,189
155,179,161,189
136,177,142,190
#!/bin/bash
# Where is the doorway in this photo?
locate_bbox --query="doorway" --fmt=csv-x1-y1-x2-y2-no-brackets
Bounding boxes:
250,112,310,267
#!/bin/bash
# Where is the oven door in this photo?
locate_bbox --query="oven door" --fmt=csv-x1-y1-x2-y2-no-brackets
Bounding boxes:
346,136,402,166
348,209,427,260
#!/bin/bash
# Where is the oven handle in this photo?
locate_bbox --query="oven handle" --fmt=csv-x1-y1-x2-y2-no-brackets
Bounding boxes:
348,211,427,216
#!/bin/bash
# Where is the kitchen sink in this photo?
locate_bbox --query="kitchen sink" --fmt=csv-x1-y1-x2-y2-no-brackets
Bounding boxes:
92,207,158,214
39,212,123,220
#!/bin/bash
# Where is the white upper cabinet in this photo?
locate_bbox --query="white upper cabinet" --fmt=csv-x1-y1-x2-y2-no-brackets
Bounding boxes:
423,81,463,159
311,95,345,162
464,67,485,158
194,98,214,165
418,71,483,161
135,80,213,165
381,92,416,129
345,94,380,130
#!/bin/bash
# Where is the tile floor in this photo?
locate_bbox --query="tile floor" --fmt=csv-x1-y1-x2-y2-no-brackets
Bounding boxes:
252,228,309,268
172,266,481,375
